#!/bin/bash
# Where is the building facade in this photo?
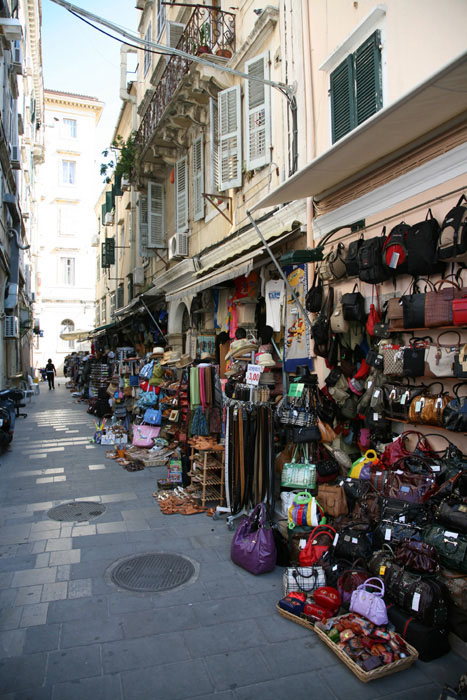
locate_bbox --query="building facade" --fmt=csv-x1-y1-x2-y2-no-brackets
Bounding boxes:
34,90,103,373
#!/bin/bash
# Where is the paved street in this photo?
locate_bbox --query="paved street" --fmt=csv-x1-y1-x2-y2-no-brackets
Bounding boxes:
0,384,462,699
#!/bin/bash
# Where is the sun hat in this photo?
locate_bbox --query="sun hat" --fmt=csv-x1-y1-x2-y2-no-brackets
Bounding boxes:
225,338,258,361
160,350,179,365
151,346,165,356
225,361,246,378
176,354,193,369
256,352,276,368
200,351,215,361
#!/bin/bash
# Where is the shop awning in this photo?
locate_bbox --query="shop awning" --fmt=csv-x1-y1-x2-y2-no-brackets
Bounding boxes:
59,329,93,341
89,320,117,337
253,50,467,210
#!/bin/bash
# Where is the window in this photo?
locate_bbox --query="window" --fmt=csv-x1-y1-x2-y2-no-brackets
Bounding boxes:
109,292,116,318
101,298,106,324
96,303,100,327
117,285,124,309
60,257,75,286
192,136,204,221
119,225,125,256
218,85,242,190
245,52,271,170
330,30,382,144
209,98,220,196
62,118,77,138
57,204,76,236
144,21,152,77
96,255,100,281
60,319,75,350
62,160,76,185
175,157,188,232
127,274,133,303
139,182,165,256
156,0,166,38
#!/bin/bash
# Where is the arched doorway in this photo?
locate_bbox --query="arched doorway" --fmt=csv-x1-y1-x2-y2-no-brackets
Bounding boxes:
167,298,193,355
60,319,75,350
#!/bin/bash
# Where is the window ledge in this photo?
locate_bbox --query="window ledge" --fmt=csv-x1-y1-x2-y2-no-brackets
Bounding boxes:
319,5,386,73
229,5,279,70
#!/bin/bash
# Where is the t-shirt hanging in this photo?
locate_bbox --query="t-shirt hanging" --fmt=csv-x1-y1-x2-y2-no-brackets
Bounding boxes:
265,279,285,331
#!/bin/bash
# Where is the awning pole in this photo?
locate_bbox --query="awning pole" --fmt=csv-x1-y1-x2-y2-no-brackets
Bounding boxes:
246,210,313,335
140,297,167,342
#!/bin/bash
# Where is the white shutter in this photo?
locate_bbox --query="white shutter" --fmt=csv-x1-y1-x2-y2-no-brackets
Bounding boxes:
148,181,165,248
138,192,154,257
245,52,271,170
192,136,204,221
168,21,184,49
218,85,242,191
175,155,188,232
209,98,219,194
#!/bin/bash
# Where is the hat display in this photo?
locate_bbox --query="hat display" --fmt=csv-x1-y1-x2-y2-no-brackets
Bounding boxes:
160,350,179,366
200,351,215,361
151,347,165,356
256,352,276,368
225,361,246,378
225,338,258,361
175,354,193,369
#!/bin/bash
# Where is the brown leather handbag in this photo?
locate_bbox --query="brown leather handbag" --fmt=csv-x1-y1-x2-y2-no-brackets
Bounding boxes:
383,471,437,504
317,483,348,517
424,278,464,328
408,382,451,426
437,568,467,612
394,539,438,574
387,297,404,329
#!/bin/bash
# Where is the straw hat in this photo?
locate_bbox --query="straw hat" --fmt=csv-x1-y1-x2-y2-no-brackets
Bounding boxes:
225,361,246,378
150,346,165,359
225,338,258,360
175,354,193,369
160,350,179,366
256,352,276,368
200,351,215,362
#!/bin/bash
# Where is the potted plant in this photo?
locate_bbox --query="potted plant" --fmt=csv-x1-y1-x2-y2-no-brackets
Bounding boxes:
197,23,211,55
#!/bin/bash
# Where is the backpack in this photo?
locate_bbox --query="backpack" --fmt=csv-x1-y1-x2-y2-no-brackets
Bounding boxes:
345,235,364,277
358,231,390,284
406,208,443,276
382,222,410,274
437,194,467,262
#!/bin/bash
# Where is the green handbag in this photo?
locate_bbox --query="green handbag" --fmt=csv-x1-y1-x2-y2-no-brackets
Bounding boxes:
422,525,467,573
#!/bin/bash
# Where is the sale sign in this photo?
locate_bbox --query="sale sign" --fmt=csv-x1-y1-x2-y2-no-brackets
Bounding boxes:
245,364,262,386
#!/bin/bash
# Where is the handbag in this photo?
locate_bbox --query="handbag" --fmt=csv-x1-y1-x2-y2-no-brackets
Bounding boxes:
402,337,429,377
358,230,390,285
383,471,437,504
337,560,372,605
317,418,337,443
425,278,463,328
341,283,365,322
406,208,443,276
408,381,451,426
423,525,467,573
345,234,364,277
313,443,340,483
394,539,438,574
327,242,347,280
333,524,373,562
350,577,388,625
132,423,161,447
138,360,155,380
137,390,160,408
436,193,467,262
281,445,317,489
288,492,325,530
305,271,323,313
366,287,382,337
383,380,425,421
143,408,162,425
443,383,467,433
454,344,467,379
425,331,461,378
383,562,448,627
230,503,277,575
453,296,467,325
387,297,404,329
299,524,336,566
292,424,321,443
381,343,404,376
317,483,347,517
330,295,349,333
402,279,434,329
436,496,467,535
437,568,467,612
282,565,326,596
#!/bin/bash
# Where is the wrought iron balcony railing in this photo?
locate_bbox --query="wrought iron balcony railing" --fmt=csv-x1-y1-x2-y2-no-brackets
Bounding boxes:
136,5,235,155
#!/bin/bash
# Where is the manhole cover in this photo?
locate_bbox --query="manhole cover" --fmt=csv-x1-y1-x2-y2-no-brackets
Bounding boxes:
110,553,196,593
47,502,106,522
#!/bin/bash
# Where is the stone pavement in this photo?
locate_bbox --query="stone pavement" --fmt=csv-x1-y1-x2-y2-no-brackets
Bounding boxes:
0,382,462,699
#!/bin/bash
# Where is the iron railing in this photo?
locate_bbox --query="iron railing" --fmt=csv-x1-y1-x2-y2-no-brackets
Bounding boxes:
137,6,235,154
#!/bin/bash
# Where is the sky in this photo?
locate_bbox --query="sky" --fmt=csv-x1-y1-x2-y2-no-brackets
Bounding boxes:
42,0,138,157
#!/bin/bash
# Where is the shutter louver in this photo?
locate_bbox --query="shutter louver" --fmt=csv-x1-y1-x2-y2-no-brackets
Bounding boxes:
330,55,354,143
355,30,382,126
219,85,242,190
148,181,165,248
168,21,185,49
138,192,149,257
192,136,204,221
245,53,271,170
209,98,219,194
175,156,188,232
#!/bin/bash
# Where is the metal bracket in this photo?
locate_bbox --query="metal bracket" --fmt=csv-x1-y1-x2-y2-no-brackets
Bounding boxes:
202,193,232,224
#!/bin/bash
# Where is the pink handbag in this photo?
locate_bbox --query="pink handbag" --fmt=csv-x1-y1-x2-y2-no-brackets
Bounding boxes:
132,424,160,447
349,577,388,625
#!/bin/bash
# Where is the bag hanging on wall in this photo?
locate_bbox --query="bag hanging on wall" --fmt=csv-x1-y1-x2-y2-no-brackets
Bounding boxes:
454,344,467,379
327,242,347,280
143,408,162,425
402,337,429,377
381,343,404,376
425,331,461,378
305,271,324,313
425,278,464,328
358,229,390,284
406,208,443,276
230,503,277,575
408,382,451,427
402,279,434,329
382,222,410,275
345,234,364,277
443,383,467,433
366,286,382,337
387,296,404,329
383,380,425,421
281,445,317,489
341,283,366,322
436,193,467,263
453,296,467,326
330,294,349,333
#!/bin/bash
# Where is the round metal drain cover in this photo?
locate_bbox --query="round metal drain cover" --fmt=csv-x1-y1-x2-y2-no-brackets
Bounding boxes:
47,502,106,522
110,553,196,593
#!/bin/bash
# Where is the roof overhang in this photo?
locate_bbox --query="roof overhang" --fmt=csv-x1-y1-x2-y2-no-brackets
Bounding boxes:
254,49,467,210
59,329,93,341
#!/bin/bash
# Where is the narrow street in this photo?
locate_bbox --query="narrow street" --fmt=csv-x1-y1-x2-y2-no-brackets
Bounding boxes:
0,384,460,699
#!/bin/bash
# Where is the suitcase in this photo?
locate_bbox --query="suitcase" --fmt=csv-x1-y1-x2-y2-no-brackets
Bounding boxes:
386,603,450,661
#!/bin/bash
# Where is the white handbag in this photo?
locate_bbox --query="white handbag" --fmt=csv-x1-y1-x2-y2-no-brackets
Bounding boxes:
330,295,349,333
425,331,460,377
283,566,326,596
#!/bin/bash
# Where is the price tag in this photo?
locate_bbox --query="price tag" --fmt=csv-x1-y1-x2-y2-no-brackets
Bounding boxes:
373,413,379,421
379,565,386,576
412,592,421,612
333,533,339,546
445,531,459,539
399,516,406,523
288,382,305,398
339,480,344,487
245,364,262,386
351,537,358,544
373,389,380,399
389,251,400,269
384,528,392,541
367,381,373,389
431,465,441,472
332,565,338,571
299,539,306,549
400,392,408,405
415,401,421,413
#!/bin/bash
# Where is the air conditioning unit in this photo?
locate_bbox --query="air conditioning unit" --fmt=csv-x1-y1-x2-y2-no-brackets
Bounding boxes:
133,266,144,285
121,177,130,191
90,234,98,247
168,233,189,260
104,212,114,226
12,45,22,74
10,144,20,169
4,316,18,338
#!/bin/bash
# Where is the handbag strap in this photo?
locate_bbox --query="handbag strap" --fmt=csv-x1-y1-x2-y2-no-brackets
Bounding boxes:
306,523,336,544
358,577,385,596
434,278,461,292
452,382,467,399
436,330,462,348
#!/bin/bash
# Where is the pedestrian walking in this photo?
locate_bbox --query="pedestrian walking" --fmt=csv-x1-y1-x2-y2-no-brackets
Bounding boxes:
45,358,56,390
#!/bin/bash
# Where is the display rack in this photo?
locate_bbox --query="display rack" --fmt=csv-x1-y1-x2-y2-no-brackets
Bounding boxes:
189,447,225,508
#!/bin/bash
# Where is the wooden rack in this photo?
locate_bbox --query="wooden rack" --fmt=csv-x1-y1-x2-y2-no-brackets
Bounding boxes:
189,447,225,508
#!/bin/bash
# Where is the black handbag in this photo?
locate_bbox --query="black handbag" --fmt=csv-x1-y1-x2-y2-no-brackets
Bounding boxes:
436,497,467,535
402,337,430,377
383,380,425,421
305,271,323,313
358,230,390,284
454,344,467,379
406,208,444,276
345,235,364,278
384,562,449,628
443,383,467,433
387,604,450,662
333,525,373,562
402,279,434,329
365,349,384,369
341,283,365,322
292,425,321,443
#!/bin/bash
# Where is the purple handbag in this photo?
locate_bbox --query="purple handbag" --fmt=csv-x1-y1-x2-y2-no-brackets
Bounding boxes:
349,577,388,625
230,503,277,575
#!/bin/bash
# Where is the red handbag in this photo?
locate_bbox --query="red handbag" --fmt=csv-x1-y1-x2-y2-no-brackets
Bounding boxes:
453,296,467,325
303,602,332,621
381,430,433,467
313,586,341,612
298,524,336,567
366,287,382,337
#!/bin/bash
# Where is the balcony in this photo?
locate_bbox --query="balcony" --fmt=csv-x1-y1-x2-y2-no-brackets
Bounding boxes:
137,6,235,158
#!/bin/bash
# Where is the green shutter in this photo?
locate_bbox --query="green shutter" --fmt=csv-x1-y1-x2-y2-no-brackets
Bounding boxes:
105,190,114,214
330,55,354,143
114,174,123,197
355,30,382,127
101,242,110,268
117,285,124,309
101,203,106,223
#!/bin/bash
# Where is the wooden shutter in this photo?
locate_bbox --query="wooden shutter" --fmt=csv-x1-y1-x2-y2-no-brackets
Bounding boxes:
245,52,271,170
209,98,219,194
138,192,149,257
355,30,382,126
168,21,184,49
330,55,355,143
192,136,204,221
175,155,188,232
147,181,165,248
218,85,242,190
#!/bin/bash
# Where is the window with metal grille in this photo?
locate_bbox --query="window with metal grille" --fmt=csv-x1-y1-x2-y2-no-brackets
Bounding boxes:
330,30,382,144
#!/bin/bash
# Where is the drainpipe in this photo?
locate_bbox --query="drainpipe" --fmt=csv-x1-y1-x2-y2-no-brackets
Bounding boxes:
301,0,315,254
120,46,137,105
119,45,138,275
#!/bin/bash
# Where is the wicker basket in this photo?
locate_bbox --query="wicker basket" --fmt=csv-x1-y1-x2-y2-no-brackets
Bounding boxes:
313,621,418,683
276,604,315,631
